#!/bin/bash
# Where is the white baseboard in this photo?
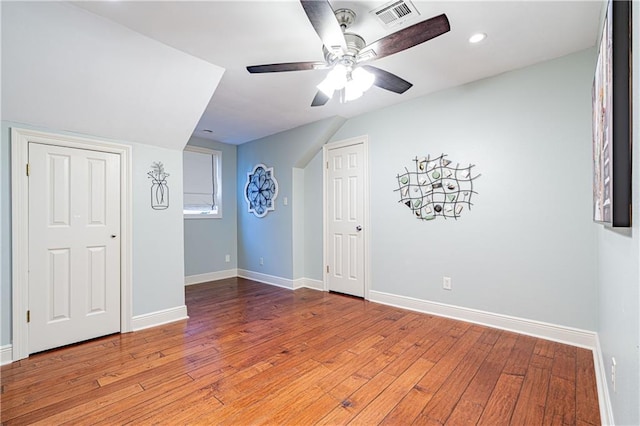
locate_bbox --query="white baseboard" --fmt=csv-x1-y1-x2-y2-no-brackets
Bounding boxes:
1,306,189,363
369,290,598,350
1,306,188,362
1,344,13,365
293,277,324,291
593,335,615,425
187,270,323,292
237,269,294,289
185,269,238,286
132,305,189,331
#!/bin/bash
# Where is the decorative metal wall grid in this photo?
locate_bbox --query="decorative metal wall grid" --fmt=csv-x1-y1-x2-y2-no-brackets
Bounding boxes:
395,154,479,220
148,161,169,210
244,163,279,218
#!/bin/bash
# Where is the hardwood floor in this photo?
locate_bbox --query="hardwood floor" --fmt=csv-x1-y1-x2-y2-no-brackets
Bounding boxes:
1,278,600,425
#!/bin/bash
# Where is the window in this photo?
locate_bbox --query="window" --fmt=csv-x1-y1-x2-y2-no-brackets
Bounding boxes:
183,146,222,218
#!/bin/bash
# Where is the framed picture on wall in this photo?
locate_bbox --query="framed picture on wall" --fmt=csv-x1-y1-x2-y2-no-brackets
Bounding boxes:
592,0,632,227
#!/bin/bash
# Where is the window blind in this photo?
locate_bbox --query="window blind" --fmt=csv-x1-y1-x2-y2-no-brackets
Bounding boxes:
183,150,215,211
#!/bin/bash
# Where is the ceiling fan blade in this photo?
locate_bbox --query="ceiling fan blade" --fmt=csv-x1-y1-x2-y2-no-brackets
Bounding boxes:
359,14,450,62
362,66,413,94
247,62,326,73
300,0,347,53
311,91,330,107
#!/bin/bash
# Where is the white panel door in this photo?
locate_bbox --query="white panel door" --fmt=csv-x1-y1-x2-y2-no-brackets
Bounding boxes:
28,143,121,353
327,142,365,297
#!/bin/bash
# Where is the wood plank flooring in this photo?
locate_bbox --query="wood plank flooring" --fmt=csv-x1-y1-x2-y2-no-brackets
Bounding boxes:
1,278,601,425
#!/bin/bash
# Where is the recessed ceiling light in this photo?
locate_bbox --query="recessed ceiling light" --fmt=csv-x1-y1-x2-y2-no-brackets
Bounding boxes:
469,33,487,44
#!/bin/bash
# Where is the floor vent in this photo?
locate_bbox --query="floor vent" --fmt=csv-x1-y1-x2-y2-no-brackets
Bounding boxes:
370,0,420,29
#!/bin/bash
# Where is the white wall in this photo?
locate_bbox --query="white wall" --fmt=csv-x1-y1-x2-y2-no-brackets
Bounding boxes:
1,125,12,345
0,121,188,345
0,1,220,347
329,48,598,331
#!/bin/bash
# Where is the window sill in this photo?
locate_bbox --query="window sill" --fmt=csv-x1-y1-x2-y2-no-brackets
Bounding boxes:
184,213,222,220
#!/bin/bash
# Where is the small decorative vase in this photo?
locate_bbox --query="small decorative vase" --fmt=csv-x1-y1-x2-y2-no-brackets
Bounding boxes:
151,182,169,210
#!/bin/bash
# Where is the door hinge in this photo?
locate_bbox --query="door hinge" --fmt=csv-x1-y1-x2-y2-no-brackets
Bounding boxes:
326,161,329,169
27,310,30,323
326,265,329,273
26,163,30,176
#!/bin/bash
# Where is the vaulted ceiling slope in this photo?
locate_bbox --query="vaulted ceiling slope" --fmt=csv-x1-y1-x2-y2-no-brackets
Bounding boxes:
1,2,224,150
75,1,602,145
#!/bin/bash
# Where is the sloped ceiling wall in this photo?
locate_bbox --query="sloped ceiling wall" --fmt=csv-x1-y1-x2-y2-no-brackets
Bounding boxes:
1,2,224,150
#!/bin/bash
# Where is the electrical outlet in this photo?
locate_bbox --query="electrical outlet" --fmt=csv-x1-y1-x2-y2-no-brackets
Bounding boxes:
611,357,617,392
225,254,230,263
443,276,452,290
259,257,264,266
283,197,288,206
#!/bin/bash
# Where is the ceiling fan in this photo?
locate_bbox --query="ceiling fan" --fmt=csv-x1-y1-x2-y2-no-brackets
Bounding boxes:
246,0,450,107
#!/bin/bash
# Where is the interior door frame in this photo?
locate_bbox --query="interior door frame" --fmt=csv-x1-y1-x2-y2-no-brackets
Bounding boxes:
11,127,133,361
322,135,371,300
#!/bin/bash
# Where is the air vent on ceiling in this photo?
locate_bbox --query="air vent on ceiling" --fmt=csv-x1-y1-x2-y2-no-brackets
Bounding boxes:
370,0,420,29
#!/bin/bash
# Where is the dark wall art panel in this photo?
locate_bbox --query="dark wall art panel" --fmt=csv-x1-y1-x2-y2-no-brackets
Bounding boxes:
592,0,632,227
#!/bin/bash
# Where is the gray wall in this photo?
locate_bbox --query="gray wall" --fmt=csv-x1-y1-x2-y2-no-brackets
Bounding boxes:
183,137,238,276
1,121,187,345
329,49,598,331
596,5,639,424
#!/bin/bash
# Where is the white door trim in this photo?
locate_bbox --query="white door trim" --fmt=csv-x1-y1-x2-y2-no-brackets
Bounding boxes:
11,127,133,361
322,135,371,300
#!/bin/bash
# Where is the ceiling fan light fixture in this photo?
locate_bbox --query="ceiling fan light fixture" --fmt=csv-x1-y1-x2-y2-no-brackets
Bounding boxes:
344,80,364,102
330,64,348,88
317,63,349,97
317,79,336,98
351,67,375,92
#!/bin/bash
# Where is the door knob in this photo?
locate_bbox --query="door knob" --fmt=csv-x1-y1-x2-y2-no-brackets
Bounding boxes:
111,235,117,239
356,225,362,231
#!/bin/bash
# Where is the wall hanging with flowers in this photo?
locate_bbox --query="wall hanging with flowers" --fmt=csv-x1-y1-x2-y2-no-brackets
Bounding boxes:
148,161,170,210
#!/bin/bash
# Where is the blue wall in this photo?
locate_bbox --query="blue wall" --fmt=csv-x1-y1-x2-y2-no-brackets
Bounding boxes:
303,151,324,281
236,117,344,279
183,137,238,276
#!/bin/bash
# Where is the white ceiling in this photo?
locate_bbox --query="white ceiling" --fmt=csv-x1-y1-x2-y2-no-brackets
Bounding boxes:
2,2,224,150
74,1,603,145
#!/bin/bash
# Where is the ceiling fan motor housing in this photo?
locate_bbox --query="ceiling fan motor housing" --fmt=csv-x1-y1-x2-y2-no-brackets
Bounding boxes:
324,32,366,66
344,33,366,56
